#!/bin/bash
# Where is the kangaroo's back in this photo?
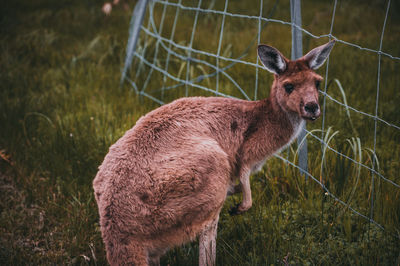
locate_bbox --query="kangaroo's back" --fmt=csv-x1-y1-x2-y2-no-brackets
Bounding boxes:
94,96,260,193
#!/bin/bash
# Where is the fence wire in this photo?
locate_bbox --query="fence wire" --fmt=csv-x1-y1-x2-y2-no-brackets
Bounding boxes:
122,0,400,239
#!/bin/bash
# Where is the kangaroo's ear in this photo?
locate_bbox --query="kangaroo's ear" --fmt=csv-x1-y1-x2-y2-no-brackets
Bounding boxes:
258,45,287,75
303,40,335,70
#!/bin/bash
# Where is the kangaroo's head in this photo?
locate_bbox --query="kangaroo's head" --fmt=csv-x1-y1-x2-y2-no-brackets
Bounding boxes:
258,40,335,121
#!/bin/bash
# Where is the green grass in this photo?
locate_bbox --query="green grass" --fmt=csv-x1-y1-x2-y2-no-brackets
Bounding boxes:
1,0,399,265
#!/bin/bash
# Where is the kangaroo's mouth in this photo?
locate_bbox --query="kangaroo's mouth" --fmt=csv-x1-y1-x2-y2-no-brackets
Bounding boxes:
301,114,319,121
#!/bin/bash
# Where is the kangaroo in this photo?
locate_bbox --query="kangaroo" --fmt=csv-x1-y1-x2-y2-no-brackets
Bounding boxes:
93,40,335,266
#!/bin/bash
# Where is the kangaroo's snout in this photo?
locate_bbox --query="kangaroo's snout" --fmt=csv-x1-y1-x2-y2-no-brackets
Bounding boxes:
303,102,320,121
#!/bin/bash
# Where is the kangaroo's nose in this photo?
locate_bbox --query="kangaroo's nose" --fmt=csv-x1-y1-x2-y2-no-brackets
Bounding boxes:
304,102,319,115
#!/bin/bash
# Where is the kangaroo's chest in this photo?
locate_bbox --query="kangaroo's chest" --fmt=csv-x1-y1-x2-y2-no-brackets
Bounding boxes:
244,117,305,174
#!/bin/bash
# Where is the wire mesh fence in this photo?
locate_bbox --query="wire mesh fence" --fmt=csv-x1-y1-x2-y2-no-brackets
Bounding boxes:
121,0,400,239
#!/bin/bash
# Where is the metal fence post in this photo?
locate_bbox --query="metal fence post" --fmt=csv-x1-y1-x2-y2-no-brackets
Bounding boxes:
121,0,150,85
290,0,308,177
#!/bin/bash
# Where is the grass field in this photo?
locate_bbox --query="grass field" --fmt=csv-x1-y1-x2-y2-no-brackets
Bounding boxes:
1,0,399,264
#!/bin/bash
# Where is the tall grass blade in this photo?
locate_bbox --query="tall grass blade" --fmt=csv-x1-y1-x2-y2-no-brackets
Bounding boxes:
334,78,358,136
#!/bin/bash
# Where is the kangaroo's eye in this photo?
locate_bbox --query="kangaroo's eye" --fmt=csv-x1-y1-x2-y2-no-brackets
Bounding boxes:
284,83,294,94
315,80,321,90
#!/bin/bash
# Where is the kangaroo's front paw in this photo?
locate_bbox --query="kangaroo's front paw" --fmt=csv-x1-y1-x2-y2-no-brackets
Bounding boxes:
237,201,252,213
229,202,251,216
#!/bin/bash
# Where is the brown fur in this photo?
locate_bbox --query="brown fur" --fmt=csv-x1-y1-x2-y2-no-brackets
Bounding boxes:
93,41,335,265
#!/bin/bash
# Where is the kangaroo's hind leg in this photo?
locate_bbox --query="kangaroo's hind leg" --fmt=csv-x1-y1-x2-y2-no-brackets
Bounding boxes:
199,214,220,266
